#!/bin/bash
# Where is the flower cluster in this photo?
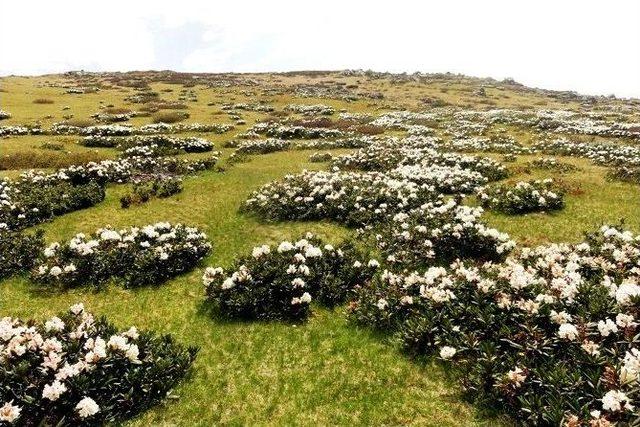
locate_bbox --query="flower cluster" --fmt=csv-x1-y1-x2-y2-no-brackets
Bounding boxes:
0,304,197,425
249,122,346,139
243,170,441,227
0,110,11,120
534,138,640,168
284,104,335,116
0,174,105,230
389,164,487,194
477,179,565,214
374,199,515,268
49,122,233,136
349,225,640,424
81,135,215,153
203,234,375,320
33,222,211,288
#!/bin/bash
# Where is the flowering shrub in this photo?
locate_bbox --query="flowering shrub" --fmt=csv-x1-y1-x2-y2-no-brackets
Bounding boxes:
32,222,211,289
285,104,335,116
203,234,376,320
0,303,197,425
375,200,515,268
477,179,565,214
234,138,290,154
243,170,440,227
120,177,183,208
249,122,345,139
528,157,578,173
389,164,487,194
349,225,640,425
81,135,214,153
0,175,105,230
0,110,11,120
309,152,333,162
608,166,640,185
0,228,44,279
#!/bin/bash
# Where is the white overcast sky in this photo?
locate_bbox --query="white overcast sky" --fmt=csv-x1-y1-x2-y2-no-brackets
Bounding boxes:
1,0,639,97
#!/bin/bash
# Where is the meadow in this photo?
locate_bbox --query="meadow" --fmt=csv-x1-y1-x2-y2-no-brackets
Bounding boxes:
1,70,639,426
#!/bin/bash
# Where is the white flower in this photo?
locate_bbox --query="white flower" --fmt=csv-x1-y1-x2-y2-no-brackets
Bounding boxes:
42,380,68,401
70,303,85,315
49,266,62,277
277,241,294,252
0,401,21,423
597,319,618,337
45,316,65,332
400,295,414,305
76,397,100,418
291,278,306,288
439,346,456,359
558,323,579,341
602,390,633,412
221,278,235,290
616,280,640,305
376,298,388,310
300,292,312,303
506,367,527,387
251,245,270,258
367,259,380,268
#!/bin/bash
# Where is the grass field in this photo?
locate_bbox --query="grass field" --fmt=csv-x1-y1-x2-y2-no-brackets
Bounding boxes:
1,71,638,425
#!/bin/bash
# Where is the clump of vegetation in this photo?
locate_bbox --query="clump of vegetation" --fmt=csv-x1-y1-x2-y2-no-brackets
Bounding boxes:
120,176,183,208
33,98,54,104
152,111,189,124
0,303,198,425
203,234,376,321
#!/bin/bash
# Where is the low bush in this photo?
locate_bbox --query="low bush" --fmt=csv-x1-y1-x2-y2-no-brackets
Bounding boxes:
120,177,183,208
32,222,211,289
0,303,198,425
203,234,376,321
349,225,640,425
151,111,189,124
0,228,44,279
477,179,565,214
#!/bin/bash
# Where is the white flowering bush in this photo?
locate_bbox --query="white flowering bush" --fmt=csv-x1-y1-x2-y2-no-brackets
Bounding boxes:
477,179,565,214
203,234,376,320
32,223,211,289
0,110,11,120
375,199,515,268
81,135,214,153
350,225,640,424
389,164,487,194
285,104,335,116
0,174,105,231
0,303,197,425
243,170,441,227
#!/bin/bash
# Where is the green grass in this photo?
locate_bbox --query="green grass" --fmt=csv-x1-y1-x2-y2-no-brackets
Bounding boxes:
1,72,638,426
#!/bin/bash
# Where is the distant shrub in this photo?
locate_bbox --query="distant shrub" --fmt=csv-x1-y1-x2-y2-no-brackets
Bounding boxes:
33,98,54,104
152,111,189,124
64,117,96,128
120,177,183,208
40,142,65,151
0,151,108,170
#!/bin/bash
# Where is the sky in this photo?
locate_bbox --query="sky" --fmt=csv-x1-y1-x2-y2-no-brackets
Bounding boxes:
1,0,639,98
